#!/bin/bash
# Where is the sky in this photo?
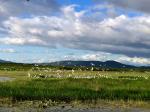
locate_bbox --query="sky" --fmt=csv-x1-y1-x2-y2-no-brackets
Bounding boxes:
0,0,150,66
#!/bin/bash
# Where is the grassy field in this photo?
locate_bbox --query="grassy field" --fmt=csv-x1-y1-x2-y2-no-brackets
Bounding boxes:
0,78,150,101
0,63,150,109
0,68,150,102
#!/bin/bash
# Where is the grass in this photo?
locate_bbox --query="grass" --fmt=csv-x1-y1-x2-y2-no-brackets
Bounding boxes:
0,69,150,108
0,77,150,101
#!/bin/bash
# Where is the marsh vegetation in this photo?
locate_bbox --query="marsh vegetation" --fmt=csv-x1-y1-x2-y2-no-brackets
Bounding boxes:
0,63,150,110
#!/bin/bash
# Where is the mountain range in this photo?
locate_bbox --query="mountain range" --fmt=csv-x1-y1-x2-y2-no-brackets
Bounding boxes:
0,59,149,69
49,60,136,68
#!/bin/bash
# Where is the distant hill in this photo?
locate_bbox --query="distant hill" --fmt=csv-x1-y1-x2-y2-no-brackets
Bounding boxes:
0,59,149,69
0,59,12,63
49,60,136,68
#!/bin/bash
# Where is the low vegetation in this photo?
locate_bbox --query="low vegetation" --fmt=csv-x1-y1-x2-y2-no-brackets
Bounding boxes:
0,63,150,108
0,78,150,101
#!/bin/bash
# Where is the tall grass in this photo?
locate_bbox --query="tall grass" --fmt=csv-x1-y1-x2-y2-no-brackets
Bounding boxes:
0,78,149,101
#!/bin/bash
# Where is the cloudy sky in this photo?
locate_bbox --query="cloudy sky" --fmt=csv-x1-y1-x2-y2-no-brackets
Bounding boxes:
0,0,150,66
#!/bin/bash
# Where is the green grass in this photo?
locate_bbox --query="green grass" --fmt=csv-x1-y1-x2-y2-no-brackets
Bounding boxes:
0,77,150,101
0,69,150,105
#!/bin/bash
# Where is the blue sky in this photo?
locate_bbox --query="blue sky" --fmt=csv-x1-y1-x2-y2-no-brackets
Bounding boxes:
57,0,93,6
0,0,150,66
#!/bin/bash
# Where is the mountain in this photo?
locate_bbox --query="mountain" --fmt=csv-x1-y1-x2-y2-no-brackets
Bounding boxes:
0,59,12,63
49,60,136,68
0,59,149,69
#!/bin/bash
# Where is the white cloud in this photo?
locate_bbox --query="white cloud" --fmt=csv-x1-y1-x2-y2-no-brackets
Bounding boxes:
63,52,110,61
0,48,16,53
0,5,150,58
117,56,150,66
99,0,150,14
0,37,47,46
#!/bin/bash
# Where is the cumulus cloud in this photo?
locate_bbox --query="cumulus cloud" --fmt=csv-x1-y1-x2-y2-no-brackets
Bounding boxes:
0,5,150,58
64,52,111,61
98,0,150,13
117,56,150,66
0,0,60,39
0,0,59,22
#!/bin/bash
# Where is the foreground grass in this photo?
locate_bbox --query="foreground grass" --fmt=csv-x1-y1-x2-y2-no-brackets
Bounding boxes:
0,78,150,101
